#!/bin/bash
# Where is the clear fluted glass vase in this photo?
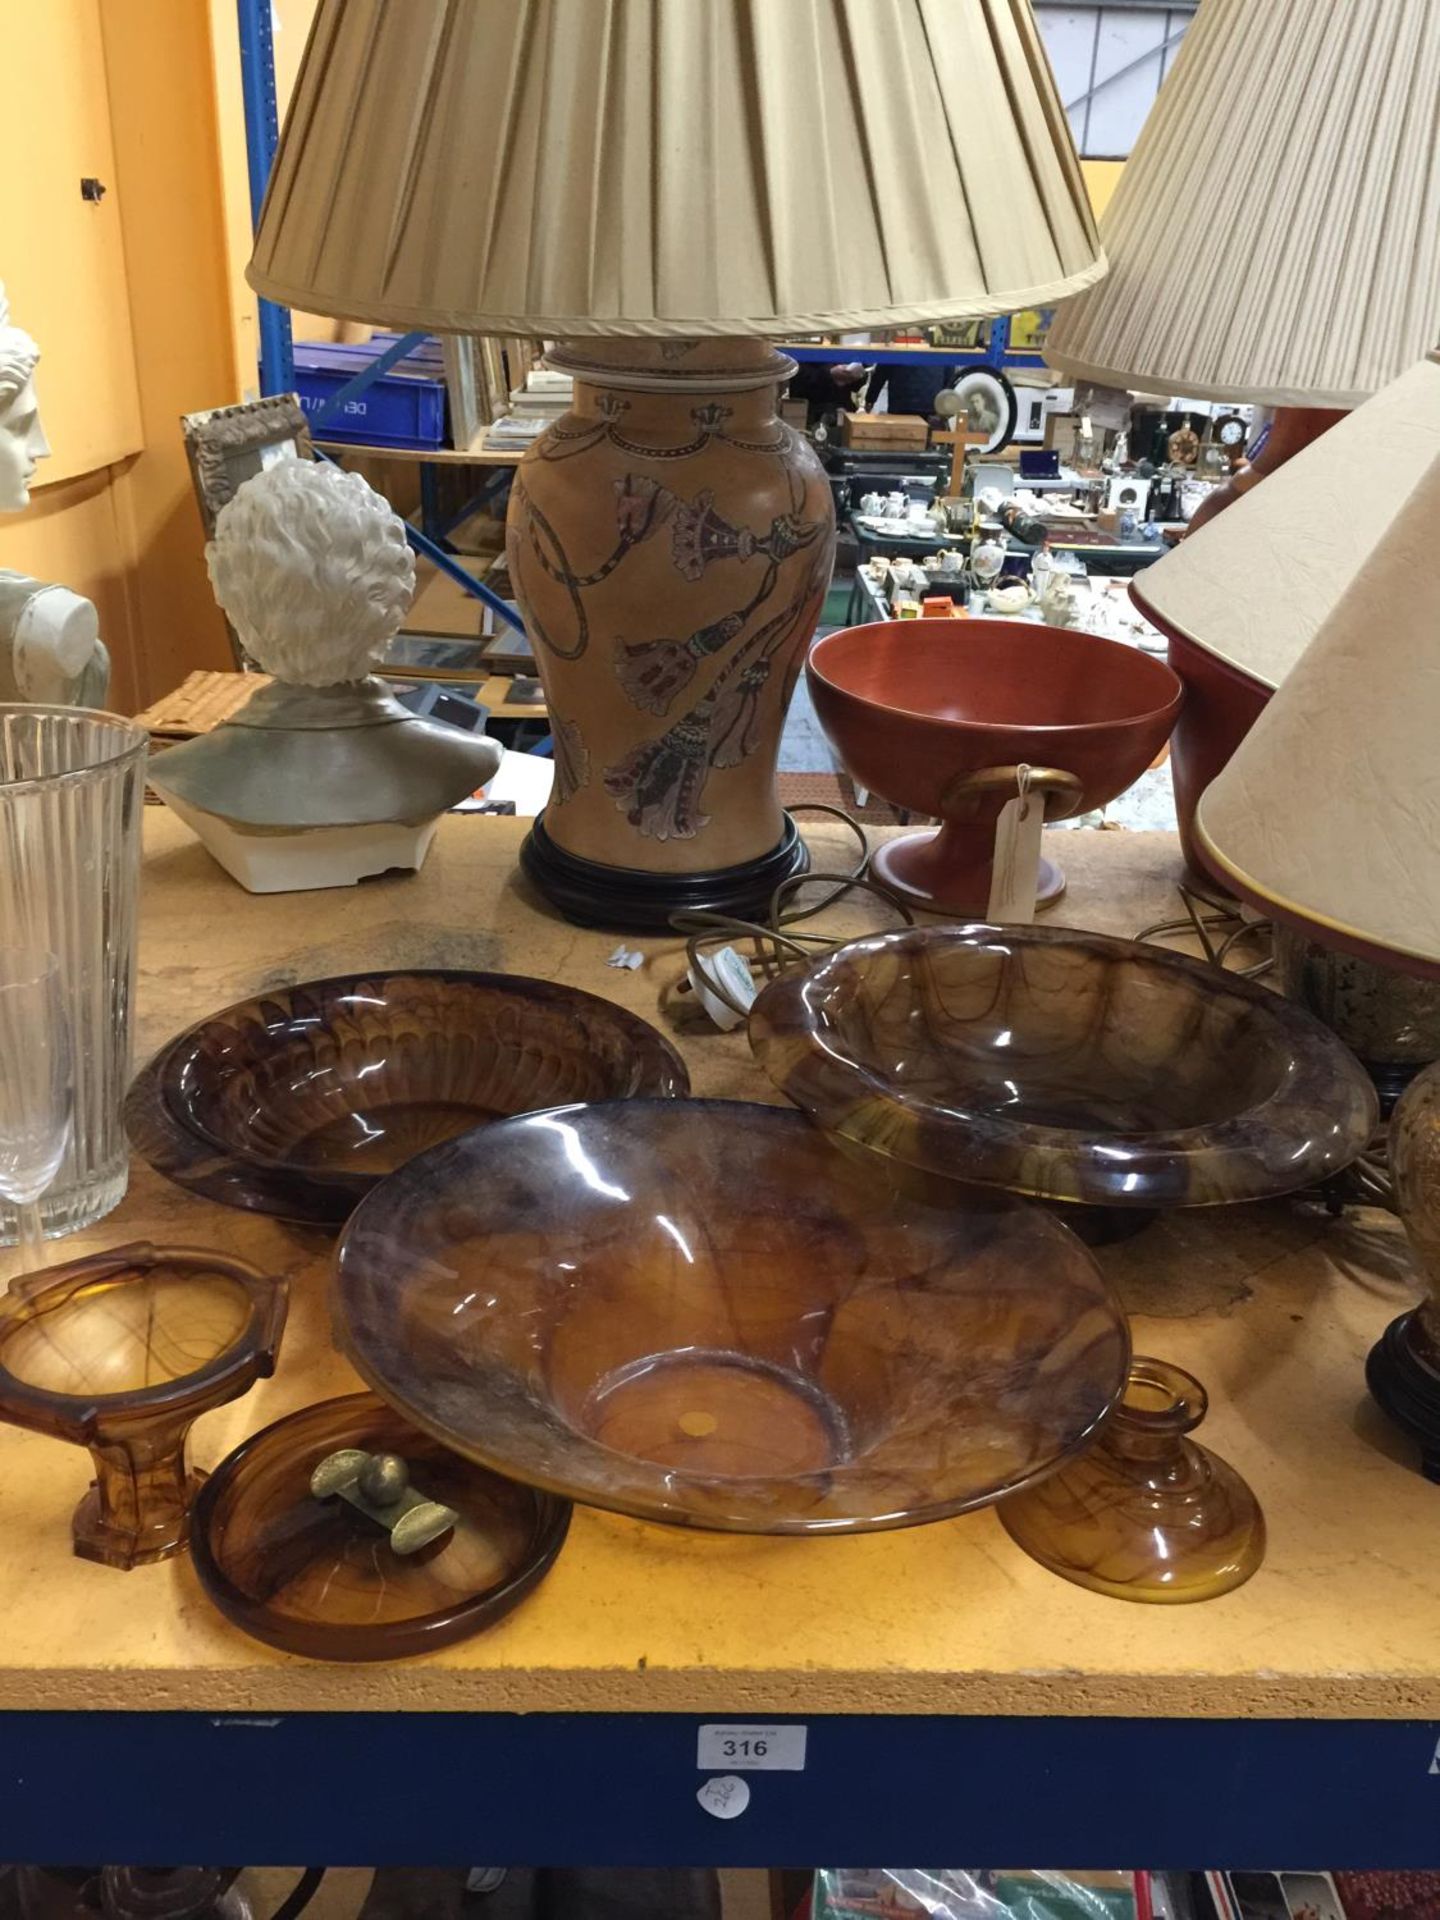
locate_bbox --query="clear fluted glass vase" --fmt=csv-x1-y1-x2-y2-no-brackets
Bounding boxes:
0,709,147,1241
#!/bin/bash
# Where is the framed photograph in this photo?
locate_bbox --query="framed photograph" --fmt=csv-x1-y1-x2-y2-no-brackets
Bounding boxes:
182,393,311,537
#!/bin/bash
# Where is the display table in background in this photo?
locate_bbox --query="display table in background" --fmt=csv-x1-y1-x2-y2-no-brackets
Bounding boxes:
0,812,1433,1866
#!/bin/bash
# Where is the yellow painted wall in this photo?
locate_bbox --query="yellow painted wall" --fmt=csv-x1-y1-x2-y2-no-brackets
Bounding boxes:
0,0,244,708
0,0,142,484
97,0,250,700
1082,159,1125,221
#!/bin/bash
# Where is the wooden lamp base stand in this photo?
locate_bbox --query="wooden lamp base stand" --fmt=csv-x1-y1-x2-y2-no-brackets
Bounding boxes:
520,810,808,931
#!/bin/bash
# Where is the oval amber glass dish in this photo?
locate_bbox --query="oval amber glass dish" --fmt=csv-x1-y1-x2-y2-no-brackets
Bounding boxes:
750,925,1378,1209
125,970,689,1225
191,1393,571,1660
333,1099,1129,1534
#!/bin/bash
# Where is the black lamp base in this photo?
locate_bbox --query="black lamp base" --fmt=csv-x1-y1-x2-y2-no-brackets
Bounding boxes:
1366,1306,1440,1484
520,812,810,931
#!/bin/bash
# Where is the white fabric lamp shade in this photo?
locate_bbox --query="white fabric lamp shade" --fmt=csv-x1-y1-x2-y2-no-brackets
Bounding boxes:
1132,354,1440,690
1194,451,1440,978
1045,0,1440,407
248,0,1105,336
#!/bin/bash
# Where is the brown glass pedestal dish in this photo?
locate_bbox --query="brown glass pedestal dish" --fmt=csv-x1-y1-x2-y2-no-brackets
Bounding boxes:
805,620,1181,916
998,1356,1265,1603
191,1393,571,1660
0,1244,288,1569
334,1099,1129,1534
126,969,689,1226
750,925,1378,1212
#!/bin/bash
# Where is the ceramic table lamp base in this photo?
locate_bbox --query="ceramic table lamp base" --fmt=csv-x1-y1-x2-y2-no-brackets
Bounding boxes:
508,340,835,929
1368,1058,1440,1478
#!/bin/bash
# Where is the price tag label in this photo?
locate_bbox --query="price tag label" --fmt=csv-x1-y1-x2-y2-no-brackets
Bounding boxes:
696,1723,807,1771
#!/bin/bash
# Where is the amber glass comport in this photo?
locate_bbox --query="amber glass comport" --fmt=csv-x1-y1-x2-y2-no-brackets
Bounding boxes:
998,1356,1265,1603
191,1393,571,1660
0,1243,288,1569
334,1099,1129,1534
126,969,689,1225
751,925,1377,1210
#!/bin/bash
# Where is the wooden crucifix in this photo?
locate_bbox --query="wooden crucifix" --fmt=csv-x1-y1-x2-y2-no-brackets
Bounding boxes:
931,423,988,502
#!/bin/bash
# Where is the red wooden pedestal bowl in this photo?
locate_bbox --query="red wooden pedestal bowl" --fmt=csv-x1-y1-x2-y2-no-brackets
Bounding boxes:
807,619,1182,915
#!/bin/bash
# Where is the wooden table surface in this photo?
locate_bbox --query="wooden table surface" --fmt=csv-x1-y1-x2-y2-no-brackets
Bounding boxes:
0,812,1430,1719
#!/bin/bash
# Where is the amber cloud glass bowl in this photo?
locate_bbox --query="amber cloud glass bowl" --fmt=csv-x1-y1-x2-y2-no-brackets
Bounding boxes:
750,926,1378,1209
334,1100,1130,1534
126,970,689,1226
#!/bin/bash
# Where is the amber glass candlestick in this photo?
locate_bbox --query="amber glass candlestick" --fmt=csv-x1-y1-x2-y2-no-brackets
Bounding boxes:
999,1356,1265,1603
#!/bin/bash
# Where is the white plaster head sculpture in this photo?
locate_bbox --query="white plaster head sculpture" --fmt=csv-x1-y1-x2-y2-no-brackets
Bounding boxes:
152,451,499,894
0,283,49,513
205,458,416,684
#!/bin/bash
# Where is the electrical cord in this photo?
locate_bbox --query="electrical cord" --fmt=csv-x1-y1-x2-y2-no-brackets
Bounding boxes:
1134,879,1273,977
673,882,913,1023
270,1870,328,1920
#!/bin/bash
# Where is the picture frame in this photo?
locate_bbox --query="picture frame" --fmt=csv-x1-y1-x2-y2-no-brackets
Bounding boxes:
181,393,312,537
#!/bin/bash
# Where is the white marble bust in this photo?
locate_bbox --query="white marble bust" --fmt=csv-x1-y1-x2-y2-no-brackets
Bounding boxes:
150,458,502,893
0,283,49,514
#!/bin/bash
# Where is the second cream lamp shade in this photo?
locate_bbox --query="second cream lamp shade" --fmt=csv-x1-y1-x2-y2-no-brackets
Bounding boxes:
247,0,1104,336
1045,0,1440,407
1194,450,1440,980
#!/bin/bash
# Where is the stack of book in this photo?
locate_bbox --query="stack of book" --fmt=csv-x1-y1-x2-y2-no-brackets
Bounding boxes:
485,367,574,451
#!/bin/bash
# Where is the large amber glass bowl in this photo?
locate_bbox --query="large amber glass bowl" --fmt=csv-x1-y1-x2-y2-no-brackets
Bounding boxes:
126,970,689,1226
333,1100,1129,1534
750,926,1378,1209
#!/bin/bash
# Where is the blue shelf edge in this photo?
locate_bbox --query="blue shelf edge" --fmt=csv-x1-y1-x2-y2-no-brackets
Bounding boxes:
1,1711,1437,1866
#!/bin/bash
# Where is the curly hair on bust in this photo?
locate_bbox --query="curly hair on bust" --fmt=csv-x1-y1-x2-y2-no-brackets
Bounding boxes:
206,457,416,685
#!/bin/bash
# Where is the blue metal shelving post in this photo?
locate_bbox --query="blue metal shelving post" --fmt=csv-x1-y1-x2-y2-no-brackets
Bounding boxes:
233,0,526,638
236,0,293,398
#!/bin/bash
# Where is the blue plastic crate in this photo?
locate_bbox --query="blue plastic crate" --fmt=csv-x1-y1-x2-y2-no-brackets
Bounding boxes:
293,339,447,448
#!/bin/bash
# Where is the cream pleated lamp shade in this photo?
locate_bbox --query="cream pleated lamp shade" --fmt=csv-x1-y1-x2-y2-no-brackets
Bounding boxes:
1045,0,1440,408
1194,450,1440,978
248,0,1104,336
1132,354,1440,689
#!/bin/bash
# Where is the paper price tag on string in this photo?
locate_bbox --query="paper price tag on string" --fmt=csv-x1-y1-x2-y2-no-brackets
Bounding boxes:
986,765,1045,925
687,945,757,1032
